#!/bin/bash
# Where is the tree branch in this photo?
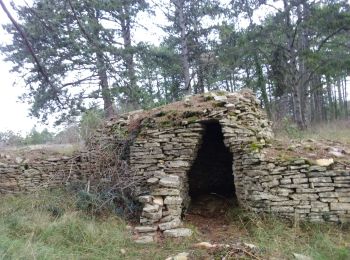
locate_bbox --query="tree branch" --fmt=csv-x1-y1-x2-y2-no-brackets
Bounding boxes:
0,0,63,106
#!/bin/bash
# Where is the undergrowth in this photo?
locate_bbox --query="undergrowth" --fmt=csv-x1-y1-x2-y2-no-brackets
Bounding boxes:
0,190,192,260
1,190,349,259
226,208,350,260
275,119,350,143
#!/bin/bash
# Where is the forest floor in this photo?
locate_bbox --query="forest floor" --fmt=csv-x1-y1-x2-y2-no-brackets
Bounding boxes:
0,189,349,260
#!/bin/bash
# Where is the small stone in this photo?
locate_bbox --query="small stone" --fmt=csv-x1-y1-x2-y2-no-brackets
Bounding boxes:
193,242,217,249
134,235,154,244
164,228,192,238
329,150,344,157
225,103,235,108
293,253,312,260
147,177,159,184
153,196,164,206
213,95,227,101
125,225,132,230
120,249,126,255
314,158,334,167
243,243,258,250
166,252,189,260
15,157,23,164
138,195,153,203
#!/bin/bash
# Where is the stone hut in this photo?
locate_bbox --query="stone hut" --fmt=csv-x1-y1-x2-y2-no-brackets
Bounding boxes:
125,89,274,241
113,90,349,242
1,89,350,243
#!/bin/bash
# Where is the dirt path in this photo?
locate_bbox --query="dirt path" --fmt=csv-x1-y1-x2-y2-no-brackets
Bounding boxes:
184,194,247,243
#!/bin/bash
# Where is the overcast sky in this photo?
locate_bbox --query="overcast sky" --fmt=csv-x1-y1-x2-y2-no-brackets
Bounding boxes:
0,0,162,134
0,1,38,134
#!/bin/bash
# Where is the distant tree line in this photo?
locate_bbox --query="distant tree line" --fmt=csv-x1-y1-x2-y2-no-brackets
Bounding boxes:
1,0,349,129
0,109,104,146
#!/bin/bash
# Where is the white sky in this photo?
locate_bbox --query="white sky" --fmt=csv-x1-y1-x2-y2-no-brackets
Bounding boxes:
0,0,39,134
0,0,346,134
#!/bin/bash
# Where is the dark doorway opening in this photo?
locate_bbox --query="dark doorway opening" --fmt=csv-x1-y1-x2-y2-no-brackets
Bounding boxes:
188,120,235,200
186,120,237,234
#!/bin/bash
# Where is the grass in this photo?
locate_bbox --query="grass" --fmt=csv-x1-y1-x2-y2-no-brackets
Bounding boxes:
0,190,194,260
0,191,349,259
226,208,350,260
275,120,350,144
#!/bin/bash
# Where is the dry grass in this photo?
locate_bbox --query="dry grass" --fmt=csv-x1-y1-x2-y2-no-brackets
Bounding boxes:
275,120,350,144
1,190,349,259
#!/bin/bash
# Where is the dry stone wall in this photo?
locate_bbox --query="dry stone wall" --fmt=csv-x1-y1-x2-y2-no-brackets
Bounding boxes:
0,152,94,194
1,89,350,243
239,154,350,223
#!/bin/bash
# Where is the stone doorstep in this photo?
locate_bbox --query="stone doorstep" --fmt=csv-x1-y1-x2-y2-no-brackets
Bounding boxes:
163,228,193,238
134,226,158,233
134,235,154,244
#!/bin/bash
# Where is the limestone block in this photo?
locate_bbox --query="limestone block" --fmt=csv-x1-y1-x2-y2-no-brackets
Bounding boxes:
159,175,180,188
330,203,350,211
134,226,158,233
153,196,164,206
164,196,183,205
143,204,160,213
292,178,308,184
270,206,294,213
147,177,159,184
290,194,319,201
280,178,292,184
152,188,180,196
159,218,182,231
309,166,327,172
163,228,192,238
338,197,350,202
142,210,162,220
310,201,329,212
309,177,332,183
160,215,177,223
165,161,190,168
134,235,154,244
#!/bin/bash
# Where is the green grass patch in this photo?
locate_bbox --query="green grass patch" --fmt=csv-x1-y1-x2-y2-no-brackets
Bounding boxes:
0,190,193,260
1,191,349,259
226,208,350,260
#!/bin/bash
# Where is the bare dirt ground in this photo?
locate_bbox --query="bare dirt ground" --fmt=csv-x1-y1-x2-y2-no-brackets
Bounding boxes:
185,195,245,243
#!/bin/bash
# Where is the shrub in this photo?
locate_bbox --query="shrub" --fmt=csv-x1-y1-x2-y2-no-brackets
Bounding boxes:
79,109,104,144
23,128,54,145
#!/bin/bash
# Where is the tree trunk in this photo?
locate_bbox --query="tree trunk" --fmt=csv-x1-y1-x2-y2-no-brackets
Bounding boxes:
174,0,191,95
120,5,139,110
326,76,334,121
96,52,116,118
337,77,343,118
254,54,271,118
293,84,307,130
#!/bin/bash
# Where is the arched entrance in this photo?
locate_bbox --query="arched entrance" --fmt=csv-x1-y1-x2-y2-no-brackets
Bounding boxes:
186,120,237,218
